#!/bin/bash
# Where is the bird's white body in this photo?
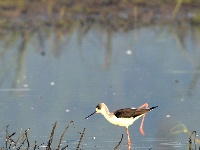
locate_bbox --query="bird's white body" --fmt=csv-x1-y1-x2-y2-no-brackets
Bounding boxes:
104,113,140,127
99,105,145,127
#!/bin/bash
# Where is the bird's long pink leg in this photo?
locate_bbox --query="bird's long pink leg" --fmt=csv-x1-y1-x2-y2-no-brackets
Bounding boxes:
126,127,131,150
138,103,149,136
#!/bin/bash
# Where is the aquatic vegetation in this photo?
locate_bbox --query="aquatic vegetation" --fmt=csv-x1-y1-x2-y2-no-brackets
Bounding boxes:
170,123,200,149
0,121,87,150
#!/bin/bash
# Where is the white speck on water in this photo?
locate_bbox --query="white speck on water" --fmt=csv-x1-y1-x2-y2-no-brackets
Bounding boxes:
23,84,28,88
181,98,184,101
92,137,95,139
31,107,34,110
50,82,55,85
166,115,170,118
113,93,116,95
39,146,47,148
65,109,70,112
126,50,132,55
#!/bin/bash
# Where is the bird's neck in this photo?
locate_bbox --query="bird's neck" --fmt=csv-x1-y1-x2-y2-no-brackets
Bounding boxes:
101,107,112,119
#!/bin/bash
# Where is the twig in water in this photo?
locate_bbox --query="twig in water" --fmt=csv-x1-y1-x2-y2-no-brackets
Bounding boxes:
47,121,57,150
58,120,74,149
7,132,16,144
13,128,23,147
76,128,86,150
189,131,197,150
114,134,123,150
33,141,37,150
13,128,30,148
61,145,68,150
191,131,196,145
5,125,9,149
16,128,30,150
25,128,30,149
0,125,9,134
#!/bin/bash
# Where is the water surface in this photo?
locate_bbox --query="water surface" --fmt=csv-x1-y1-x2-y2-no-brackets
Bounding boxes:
0,24,200,149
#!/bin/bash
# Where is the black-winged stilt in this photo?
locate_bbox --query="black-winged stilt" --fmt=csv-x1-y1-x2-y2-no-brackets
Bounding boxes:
85,103,158,149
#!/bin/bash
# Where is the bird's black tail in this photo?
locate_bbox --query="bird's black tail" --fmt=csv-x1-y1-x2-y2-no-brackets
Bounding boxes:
150,106,158,111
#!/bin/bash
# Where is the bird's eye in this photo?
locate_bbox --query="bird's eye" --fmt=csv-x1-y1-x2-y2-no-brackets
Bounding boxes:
96,105,101,110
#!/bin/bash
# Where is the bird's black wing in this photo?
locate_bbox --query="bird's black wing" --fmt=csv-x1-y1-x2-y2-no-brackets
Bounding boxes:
113,108,150,118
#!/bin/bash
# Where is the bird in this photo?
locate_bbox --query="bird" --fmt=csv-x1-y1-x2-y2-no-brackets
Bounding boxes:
85,103,158,149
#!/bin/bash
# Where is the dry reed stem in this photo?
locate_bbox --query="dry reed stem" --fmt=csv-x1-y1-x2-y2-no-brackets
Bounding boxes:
58,120,74,149
47,121,57,150
76,128,86,150
13,128,30,148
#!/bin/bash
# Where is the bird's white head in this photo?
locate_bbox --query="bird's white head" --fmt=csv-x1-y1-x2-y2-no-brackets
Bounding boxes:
85,103,109,119
95,103,107,114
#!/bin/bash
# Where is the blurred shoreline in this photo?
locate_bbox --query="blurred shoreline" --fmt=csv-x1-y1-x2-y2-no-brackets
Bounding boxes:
0,0,200,32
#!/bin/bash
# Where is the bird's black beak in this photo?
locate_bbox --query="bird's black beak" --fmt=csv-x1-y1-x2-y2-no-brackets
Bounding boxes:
85,111,96,119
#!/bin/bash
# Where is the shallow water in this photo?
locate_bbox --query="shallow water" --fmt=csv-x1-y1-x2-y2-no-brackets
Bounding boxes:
0,23,200,149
